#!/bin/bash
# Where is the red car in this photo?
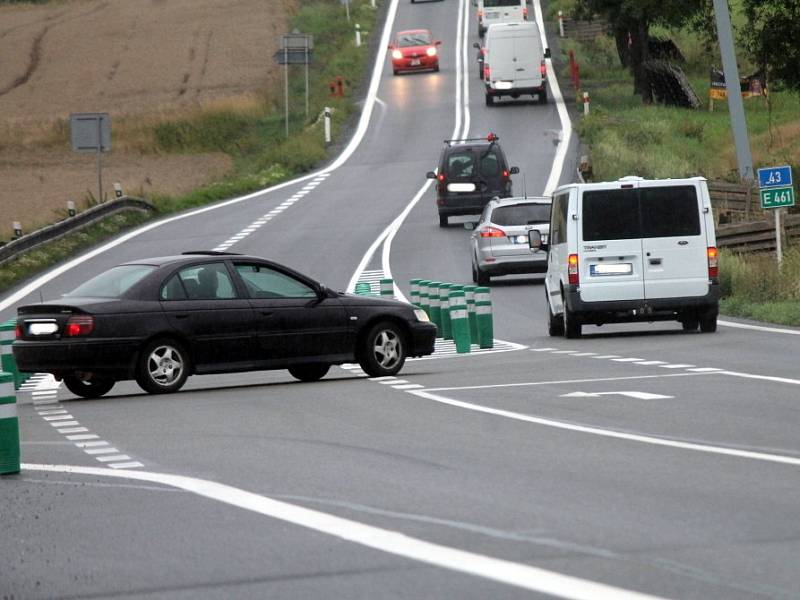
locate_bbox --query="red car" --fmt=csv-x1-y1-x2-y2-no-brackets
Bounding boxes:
389,29,441,75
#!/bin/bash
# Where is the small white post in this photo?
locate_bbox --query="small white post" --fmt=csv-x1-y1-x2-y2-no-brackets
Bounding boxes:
558,11,565,38
67,201,76,217
324,107,332,144
113,182,123,199
776,208,783,267
583,91,590,115
12,221,22,238
370,0,376,7
355,23,361,47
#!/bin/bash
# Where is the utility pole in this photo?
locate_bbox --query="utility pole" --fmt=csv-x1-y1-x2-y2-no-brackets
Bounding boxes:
713,0,754,181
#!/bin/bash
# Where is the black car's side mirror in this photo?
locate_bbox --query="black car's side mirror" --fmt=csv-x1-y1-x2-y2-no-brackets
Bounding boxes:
509,166,520,175
544,48,551,59
426,171,437,179
473,42,480,49
528,229,548,251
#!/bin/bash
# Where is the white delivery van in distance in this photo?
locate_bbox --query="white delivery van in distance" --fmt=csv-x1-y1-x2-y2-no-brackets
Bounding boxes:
482,22,549,106
529,177,720,338
476,0,528,38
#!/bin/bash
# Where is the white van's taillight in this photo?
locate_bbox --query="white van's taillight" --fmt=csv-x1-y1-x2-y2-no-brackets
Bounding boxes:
568,254,579,285
484,65,491,80
540,60,547,77
523,7,528,20
477,10,483,20
707,247,718,278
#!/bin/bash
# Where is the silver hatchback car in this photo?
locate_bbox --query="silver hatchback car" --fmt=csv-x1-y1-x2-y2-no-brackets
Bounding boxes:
468,196,551,285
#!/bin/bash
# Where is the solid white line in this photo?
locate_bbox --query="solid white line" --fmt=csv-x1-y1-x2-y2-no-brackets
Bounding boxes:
611,358,645,363
426,373,705,392
688,367,723,372
634,361,668,366
592,355,620,359
379,379,408,385
722,370,800,386
533,0,572,195
395,384,425,390
719,319,800,335
659,364,694,369
569,353,597,357
552,350,580,354
407,391,800,467
21,463,665,600
531,347,558,352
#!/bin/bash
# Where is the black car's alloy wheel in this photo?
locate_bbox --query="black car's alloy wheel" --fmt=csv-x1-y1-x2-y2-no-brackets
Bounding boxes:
63,373,115,399
288,363,331,382
136,338,189,394
359,322,407,377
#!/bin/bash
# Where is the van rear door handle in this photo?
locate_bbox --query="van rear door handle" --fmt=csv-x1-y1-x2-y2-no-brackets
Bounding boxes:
649,258,662,266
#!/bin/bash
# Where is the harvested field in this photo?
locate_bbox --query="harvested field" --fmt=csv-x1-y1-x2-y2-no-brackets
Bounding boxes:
0,0,294,239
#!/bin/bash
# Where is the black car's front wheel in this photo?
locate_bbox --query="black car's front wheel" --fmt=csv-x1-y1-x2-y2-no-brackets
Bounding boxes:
135,338,190,394
359,322,407,377
63,372,115,399
288,363,330,382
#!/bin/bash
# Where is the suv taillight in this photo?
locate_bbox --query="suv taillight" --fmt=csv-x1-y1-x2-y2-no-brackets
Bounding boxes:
65,315,94,337
568,254,579,285
479,227,506,238
707,247,718,279
437,173,445,182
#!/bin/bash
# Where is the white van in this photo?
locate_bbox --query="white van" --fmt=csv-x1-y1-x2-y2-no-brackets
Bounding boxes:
476,0,528,38
482,22,549,106
529,177,720,338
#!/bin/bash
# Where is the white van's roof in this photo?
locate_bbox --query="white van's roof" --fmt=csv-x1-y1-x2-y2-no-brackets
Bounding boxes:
554,176,708,193
485,22,539,35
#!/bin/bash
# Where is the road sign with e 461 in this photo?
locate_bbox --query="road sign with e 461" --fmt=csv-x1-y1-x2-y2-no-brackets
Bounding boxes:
757,165,793,188
760,186,795,209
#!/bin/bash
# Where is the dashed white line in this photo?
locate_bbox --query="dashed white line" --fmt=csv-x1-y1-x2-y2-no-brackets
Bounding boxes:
611,358,645,363
659,364,695,369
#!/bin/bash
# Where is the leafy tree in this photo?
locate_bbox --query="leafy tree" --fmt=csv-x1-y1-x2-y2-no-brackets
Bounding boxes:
574,0,706,102
740,0,800,92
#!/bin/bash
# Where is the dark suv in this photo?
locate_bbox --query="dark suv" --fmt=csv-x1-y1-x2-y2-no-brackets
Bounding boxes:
426,134,519,227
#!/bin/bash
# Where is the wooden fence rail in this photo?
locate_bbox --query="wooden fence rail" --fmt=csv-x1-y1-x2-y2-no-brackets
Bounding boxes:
717,214,800,253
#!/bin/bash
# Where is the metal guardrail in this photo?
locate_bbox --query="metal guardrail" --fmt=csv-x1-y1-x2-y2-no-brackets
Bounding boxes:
0,196,155,266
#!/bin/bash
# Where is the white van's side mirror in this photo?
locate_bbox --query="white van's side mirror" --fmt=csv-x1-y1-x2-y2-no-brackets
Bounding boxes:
528,229,547,251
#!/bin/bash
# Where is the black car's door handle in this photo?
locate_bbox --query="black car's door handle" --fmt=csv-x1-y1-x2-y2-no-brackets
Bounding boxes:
172,314,189,319
260,311,274,317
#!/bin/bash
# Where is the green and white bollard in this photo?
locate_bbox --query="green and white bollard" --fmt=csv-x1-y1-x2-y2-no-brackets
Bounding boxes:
380,278,394,299
463,285,478,346
0,371,20,475
1,320,21,389
410,279,421,308
428,281,442,334
448,290,471,353
475,286,493,349
418,280,431,317
439,283,453,340
355,281,373,296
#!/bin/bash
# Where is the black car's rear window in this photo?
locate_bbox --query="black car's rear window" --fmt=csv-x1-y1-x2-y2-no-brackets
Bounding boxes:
582,186,700,241
446,151,475,178
65,265,156,298
491,203,551,226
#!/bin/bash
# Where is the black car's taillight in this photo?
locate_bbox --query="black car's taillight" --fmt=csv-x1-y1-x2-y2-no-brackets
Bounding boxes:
65,315,94,337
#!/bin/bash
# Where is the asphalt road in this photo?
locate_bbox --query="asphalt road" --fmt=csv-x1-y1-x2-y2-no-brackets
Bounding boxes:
3,1,800,598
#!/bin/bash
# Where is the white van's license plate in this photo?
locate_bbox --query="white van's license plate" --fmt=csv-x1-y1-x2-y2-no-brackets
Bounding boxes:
590,263,632,276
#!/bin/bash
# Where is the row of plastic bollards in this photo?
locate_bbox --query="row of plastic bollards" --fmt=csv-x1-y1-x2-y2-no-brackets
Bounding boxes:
410,279,492,353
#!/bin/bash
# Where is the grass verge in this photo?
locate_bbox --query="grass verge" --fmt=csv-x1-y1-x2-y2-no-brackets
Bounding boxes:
0,0,380,295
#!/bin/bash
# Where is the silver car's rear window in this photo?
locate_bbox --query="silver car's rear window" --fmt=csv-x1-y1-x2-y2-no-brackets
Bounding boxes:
492,203,551,226
65,265,156,298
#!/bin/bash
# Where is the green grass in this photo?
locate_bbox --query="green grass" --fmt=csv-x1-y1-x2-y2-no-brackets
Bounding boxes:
0,0,379,294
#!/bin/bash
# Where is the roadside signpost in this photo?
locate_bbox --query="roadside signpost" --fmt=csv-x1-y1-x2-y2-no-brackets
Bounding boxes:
273,32,313,137
70,113,111,202
757,165,795,265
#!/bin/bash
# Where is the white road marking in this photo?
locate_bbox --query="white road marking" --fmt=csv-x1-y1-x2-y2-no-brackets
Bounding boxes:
407,391,800,467
592,355,620,359
659,364,695,369
75,441,109,448
21,463,666,600
84,447,120,455
96,455,132,463
393,384,424,390
569,353,597,357
611,358,645,363
719,320,800,335
52,421,81,428
688,367,724,372
552,350,580,354
43,415,75,421
531,347,558,352
426,372,705,392
634,361,668,366
66,434,99,441
561,391,673,400
722,370,800,386
56,427,88,434
108,461,145,469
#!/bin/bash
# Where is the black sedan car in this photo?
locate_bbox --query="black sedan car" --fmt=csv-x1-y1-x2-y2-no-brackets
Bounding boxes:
13,252,436,398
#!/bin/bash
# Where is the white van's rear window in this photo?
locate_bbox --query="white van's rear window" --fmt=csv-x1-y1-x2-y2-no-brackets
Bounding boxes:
484,0,523,6
582,186,700,241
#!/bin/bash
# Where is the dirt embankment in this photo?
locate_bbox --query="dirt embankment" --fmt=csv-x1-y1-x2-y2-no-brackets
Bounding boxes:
0,0,295,240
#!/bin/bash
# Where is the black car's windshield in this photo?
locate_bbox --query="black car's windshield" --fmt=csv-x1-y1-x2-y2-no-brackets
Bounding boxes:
65,265,156,298
398,32,431,47
492,203,551,226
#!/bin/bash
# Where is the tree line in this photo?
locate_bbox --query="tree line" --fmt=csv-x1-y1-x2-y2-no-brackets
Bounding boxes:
572,0,800,102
